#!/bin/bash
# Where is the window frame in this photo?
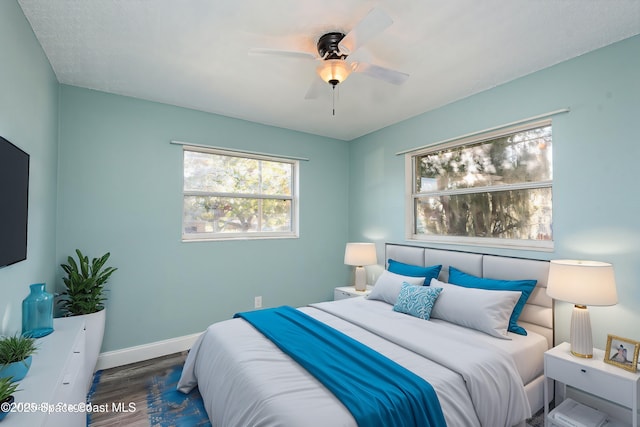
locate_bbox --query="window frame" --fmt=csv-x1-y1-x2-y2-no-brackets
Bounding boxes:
405,119,554,251
182,146,299,242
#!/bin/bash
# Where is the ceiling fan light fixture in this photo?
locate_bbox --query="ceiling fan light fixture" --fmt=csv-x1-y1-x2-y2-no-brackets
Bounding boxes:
317,59,352,86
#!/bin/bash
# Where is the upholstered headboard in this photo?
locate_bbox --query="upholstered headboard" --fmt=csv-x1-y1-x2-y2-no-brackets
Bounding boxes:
385,243,553,348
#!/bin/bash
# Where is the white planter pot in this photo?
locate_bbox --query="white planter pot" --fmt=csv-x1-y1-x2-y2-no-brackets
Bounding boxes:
75,309,106,375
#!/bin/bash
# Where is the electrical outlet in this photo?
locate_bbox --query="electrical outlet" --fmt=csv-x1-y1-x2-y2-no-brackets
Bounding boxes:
254,296,262,308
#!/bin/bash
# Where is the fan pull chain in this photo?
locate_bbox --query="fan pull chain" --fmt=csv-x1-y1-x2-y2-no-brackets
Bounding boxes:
332,85,336,116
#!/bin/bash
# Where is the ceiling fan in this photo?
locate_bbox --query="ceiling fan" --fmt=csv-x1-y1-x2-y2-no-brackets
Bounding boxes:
249,8,409,100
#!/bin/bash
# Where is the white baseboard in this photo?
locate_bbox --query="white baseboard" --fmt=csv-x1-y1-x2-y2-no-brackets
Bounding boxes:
95,333,201,371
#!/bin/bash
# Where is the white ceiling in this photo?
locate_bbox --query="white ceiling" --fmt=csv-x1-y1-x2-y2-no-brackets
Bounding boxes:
18,0,640,141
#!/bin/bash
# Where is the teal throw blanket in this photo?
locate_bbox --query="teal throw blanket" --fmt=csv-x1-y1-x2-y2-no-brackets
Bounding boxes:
234,306,447,427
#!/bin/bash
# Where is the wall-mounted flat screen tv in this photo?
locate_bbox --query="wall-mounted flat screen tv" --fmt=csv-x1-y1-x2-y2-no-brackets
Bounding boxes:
0,136,30,268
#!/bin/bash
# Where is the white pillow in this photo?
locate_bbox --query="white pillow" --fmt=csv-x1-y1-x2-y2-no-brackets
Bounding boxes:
367,270,426,305
429,278,521,339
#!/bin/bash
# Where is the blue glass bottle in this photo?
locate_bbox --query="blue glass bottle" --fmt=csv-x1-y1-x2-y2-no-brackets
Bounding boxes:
22,283,54,338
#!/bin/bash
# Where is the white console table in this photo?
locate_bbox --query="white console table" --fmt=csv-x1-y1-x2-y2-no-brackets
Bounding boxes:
3,316,88,427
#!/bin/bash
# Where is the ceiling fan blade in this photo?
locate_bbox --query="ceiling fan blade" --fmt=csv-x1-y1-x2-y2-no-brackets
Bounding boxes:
304,78,328,100
352,62,409,85
338,8,393,55
248,48,317,60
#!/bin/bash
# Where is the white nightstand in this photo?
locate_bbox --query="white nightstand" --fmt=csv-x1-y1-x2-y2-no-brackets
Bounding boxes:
544,342,640,426
334,286,373,300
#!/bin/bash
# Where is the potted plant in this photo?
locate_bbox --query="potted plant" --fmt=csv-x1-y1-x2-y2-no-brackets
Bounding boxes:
0,376,20,421
0,335,37,382
58,249,117,377
59,250,117,316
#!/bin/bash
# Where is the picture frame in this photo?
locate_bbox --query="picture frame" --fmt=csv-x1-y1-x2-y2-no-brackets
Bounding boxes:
604,334,640,373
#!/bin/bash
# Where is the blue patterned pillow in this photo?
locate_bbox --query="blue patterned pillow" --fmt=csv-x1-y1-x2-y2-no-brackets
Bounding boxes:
393,282,443,320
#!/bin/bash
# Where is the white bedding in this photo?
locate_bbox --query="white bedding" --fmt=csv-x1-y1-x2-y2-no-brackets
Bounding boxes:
426,317,548,386
178,297,541,427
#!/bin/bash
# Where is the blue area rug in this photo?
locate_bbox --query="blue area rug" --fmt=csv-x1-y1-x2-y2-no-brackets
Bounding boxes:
146,365,211,427
87,363,211,427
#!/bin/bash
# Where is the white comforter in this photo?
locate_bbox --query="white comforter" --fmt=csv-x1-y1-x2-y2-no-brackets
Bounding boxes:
178,298,531,427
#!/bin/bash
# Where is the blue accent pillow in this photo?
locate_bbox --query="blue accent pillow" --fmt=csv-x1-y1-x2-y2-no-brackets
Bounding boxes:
448,267,537,335
387,259,442,285
393,282,443,320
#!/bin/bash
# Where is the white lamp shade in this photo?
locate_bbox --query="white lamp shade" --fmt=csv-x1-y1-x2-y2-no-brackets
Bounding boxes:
547,259,617,306
344,243,377,267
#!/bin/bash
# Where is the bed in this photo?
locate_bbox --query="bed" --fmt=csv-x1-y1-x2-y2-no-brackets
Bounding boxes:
177,243,553,427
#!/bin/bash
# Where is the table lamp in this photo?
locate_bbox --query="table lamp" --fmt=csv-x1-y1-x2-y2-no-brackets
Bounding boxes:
344,243,377,291
546,259,617,358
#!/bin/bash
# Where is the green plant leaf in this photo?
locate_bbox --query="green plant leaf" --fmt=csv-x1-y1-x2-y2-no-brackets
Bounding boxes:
0,335,37,366
58,249,117,316
0,376,21,401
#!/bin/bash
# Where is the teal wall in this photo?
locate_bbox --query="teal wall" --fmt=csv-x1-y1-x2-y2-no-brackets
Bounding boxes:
57,86,349,351
3,0,639,354
0,1,59,335
348,35,640,349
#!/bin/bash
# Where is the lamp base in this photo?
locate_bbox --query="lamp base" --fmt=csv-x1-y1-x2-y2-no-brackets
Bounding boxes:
354,266,367,291
570,305,593,358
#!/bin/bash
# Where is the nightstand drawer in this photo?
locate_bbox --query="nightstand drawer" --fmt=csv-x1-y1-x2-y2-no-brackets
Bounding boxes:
334,289,353,300
546,356,636,407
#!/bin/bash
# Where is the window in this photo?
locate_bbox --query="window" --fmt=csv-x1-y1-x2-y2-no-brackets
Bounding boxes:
182,147,298,241
406,120,553,250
